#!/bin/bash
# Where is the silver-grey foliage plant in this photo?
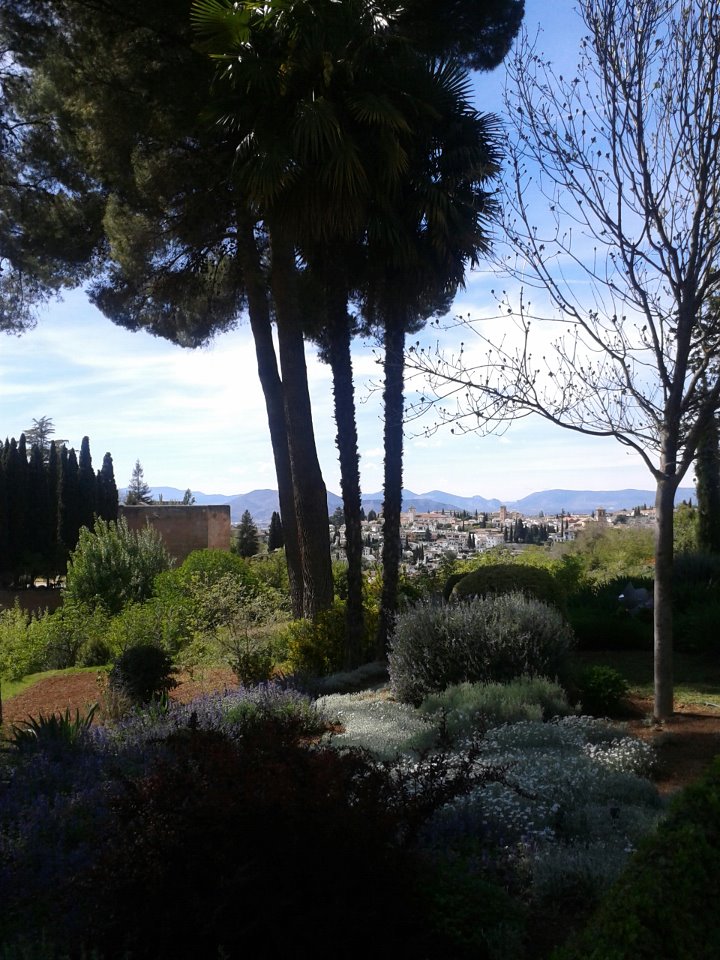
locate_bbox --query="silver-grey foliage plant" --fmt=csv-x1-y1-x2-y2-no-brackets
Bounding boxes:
388,592,575,704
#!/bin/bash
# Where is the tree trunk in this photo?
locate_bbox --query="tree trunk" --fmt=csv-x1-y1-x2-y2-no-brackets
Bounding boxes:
236,216,304,617
376,317,406,659
654,469,679,722
326,305,365,668
270,225,333,618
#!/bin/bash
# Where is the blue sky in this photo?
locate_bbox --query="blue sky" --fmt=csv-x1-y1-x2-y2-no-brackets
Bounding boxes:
0,0,676,502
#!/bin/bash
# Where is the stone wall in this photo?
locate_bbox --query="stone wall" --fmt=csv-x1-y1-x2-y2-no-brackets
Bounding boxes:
119,504,232,564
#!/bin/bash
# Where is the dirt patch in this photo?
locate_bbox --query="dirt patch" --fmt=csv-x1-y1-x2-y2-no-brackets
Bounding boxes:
0,667,237,729
2,675,720,796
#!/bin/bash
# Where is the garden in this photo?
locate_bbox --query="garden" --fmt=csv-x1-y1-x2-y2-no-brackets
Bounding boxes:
1,518,720,959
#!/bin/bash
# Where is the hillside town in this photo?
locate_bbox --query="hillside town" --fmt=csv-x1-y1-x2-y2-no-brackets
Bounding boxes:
324,502,658,573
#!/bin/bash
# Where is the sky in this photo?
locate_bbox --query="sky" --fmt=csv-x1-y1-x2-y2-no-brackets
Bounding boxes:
0,0,681,503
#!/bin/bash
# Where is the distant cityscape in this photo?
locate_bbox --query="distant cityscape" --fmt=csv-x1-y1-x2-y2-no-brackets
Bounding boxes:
129,485,696,527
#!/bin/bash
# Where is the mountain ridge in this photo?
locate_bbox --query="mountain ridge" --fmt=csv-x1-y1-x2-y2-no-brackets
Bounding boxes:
120,485,695,525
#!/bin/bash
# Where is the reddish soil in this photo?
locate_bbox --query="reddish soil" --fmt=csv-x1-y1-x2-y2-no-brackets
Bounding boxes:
2,673,719,796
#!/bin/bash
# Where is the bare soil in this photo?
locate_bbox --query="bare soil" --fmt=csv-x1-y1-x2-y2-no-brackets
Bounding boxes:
2,672,719,796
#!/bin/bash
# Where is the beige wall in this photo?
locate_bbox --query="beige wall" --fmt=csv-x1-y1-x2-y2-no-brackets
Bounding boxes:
119,504,231,565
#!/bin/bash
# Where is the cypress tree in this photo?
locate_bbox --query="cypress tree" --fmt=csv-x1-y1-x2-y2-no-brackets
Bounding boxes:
59,447,81,562
0,451,7,585
47,441,60,574
78,435,96,532
5,437,27,585
695,413,720,553
97,452,119,521
268,511,284,551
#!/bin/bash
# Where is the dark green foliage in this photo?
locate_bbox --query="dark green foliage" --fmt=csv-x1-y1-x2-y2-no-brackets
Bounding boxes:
672,551,720,653
0,434,114,585
695,413,720,554
389,594,575,705
574,665,629,717
555,756,720,960
567,578,653,651
419,858,527,960
108,644,177,704
267,510,284,550
450,563,567,612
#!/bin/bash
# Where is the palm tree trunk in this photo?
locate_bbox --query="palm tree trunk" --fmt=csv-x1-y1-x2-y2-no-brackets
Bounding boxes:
376,316,406,658
326,303,365,668
269,224,333,618
236,214,304,617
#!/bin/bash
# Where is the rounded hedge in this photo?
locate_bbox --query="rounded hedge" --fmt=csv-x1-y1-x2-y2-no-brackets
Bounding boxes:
448,563,567,612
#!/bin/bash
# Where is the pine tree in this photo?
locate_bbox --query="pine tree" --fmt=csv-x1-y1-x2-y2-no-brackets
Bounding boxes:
125,460,152,505
268,511,284,551
182,488,195,505
234,510,259,558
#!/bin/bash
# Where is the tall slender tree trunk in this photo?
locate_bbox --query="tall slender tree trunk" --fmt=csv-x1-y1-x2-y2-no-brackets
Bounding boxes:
236,215,304,616
376,317,406,659
270,225,333,618
326,303,365,668
654,458,680,722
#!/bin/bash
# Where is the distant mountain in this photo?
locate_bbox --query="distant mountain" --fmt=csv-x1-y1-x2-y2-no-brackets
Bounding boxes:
119,485,696,524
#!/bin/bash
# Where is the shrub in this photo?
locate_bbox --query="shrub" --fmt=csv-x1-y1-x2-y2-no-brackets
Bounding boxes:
28,603,112,670
388,593,576,704
108,643,177,704
411,676,575,748
105,599,185,659
450,563,567,612
0,603,46,680
575,665,629,717
280,598,376,677
65,518,172,616
11,705,98,756
555,755,720,960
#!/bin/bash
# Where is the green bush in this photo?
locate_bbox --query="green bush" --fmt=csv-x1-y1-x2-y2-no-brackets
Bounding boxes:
279,599,349,676
279,597,378,677
389,593,576,705
412,676,575,747
555,756,720,960
449,563,567,612
108,643,177,705
672,551,720,653
27,602,111,670
574,665,629,717
105,599,186,658
65,518,172,616
0,603,46,680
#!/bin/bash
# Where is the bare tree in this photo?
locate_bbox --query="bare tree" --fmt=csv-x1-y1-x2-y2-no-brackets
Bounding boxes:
407,0,720,720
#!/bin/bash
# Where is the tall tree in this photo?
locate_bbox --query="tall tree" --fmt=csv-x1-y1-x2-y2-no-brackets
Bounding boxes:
22,417,67,460
0,0,322,620
268,510,284,551
125,460,152,505
97,452,119,522
234,509,259,558
408,0,720,719
77,436,96,532
695,413,720,553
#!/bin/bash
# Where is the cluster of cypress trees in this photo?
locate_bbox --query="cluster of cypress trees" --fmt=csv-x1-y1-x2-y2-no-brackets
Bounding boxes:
0,434,118,587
